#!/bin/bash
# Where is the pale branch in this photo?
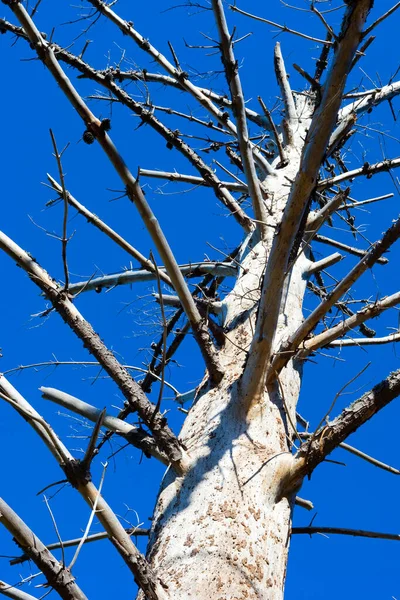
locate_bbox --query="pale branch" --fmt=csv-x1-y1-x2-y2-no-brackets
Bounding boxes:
327,112,357,157
47,175,172,287
270,214,400,380
306,280,376,340
139,168,248,192
299,432,400,476
318,157,400,190
0,376,71,466
305,189,350,242
229,4,335,46
349,34,375,71
258,96,287,167
40,387,169,465
0,498,88,600
340,80,400,123
273,42,297,145
330,331,400,347
67,262,237,295
306,252,343,276
337,441,400,475
11,527,150,566
292,526,400,542
6,3,225,384
362,2,400,37
294,497,314,511
49,130,70,292
292,369,400,480
301,290,400,354
337,192,393,210
153,293,223,315
314,234,389,265
4,360,181,397
243,1,374,401
0,231,186,472
0,582,37,600
83,68,269,129
0,18,252,232
0,377,168,599
86,0,274,176
212,0,269,237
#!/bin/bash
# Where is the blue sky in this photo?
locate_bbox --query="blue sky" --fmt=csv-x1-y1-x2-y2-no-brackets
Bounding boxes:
1,1,400,598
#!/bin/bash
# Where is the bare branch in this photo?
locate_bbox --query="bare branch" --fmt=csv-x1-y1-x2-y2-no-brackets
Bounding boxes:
292,369,400,480
305,189,350,242
0,498,88,600
274,42,297,145
362,2,400,37
84,67,269,129
6,3,224,384
0,231,186,472
258,96,287,166
0,17,252,231
306,252,343,276
41,387,169,464
318,157,400,189
270,214,400,380
0,581,38,600
330,330,400,347
139,169,247,191
0,378,169,599
11,527,149,566
229,5,334,46
242,1,374,402
85,0,274,176
314,234,389,265
212,0,269,237
299,432,400,476
339,80,400,122
67,262,237,295
292,526,400,541
49,130,70,291
47,175,172,287
301,290,400,354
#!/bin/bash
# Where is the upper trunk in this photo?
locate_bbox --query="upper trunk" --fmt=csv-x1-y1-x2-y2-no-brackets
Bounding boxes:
138,201,310,598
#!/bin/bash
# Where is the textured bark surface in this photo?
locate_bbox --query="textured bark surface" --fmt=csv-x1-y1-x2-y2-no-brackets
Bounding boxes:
138,117,312,597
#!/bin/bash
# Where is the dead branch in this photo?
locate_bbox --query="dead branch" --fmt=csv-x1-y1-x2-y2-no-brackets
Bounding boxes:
0,498,88,600
47,175,172,287
243,0,374,402
212,0,269,237
293,368,400,479
270,214,400,380
85,0,274,176
11,526,149,566
229,5,334,46
318,157,400,190
0,377,169,600
0,581,38,600
273,42,297,145
292,526,400,541
314,234,389,265
0,17,252,232
67,262,237,295
139,169,247,192
0,232,186,472
301,290,400,354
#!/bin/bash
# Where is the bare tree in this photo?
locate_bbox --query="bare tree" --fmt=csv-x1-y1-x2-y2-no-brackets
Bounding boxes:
1,0,400,598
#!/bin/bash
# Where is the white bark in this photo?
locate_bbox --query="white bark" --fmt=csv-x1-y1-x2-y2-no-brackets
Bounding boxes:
138,173,310,599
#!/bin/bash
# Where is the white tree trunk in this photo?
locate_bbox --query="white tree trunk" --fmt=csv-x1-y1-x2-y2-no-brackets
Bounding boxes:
139,160,311,598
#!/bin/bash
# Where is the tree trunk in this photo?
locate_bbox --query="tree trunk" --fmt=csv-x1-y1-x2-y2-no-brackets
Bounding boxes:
139,179,310,598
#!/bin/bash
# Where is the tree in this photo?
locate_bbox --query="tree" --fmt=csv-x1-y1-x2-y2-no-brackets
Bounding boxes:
1,0,400,598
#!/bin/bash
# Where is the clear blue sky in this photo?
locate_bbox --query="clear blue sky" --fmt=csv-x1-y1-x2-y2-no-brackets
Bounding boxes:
1,1,400,598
